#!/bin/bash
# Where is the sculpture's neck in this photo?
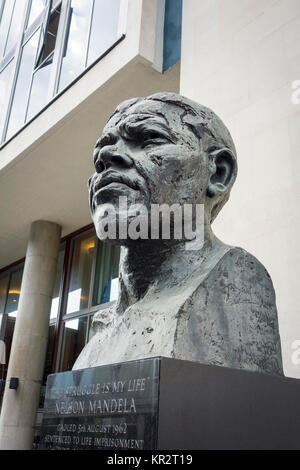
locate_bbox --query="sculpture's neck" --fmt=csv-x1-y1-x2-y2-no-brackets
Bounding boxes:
115,222,216,314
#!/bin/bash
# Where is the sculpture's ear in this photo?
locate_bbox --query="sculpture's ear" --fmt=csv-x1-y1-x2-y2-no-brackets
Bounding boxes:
207,148,237,198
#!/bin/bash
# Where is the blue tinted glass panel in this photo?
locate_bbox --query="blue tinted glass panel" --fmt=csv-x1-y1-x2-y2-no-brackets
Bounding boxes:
87,0,120,66
50,245,65,320
6,29,40,140
4,268,23,318
5,0,26,56
0,274,9,314
66,232,96,314
0,59,14,136
58,0,93,92
93,243,120,306
26,52,53,120
27,0,49,29
0,0,15,58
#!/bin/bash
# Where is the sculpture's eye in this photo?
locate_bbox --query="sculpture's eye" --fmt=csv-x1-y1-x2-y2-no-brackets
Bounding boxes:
141,130,170,148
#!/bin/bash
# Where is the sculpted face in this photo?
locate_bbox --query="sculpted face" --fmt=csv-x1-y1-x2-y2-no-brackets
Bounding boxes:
89,99,212,242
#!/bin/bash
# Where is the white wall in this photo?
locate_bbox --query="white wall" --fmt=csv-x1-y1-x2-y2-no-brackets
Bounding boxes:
181,0,300,378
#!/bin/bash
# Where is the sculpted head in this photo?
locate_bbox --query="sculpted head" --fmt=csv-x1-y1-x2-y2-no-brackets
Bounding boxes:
88,92,237,244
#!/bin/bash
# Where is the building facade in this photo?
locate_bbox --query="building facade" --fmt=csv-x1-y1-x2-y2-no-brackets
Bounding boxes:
0,0,300,449
0,0,181,448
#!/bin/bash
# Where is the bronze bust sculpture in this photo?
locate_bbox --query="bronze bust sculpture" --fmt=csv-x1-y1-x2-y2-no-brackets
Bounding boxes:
73,92,283,376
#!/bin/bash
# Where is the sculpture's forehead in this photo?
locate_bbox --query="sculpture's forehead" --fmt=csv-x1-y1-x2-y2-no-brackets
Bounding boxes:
106,99,183,130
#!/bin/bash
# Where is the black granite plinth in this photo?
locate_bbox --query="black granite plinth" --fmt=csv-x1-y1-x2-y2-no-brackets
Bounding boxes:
40,358,159,450
40,357,300,450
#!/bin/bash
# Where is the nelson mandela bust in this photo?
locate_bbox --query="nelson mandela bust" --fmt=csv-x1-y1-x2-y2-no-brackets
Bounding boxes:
73,92,283,376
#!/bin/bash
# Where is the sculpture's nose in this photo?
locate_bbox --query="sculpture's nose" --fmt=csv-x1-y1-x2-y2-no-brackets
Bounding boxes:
93,130,133,173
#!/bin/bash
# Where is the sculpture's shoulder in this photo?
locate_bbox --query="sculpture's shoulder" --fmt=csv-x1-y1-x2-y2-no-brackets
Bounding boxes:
203,245,279,321
92,304,115,333
72,305,115,370
176,245,284,375
214,246,276,294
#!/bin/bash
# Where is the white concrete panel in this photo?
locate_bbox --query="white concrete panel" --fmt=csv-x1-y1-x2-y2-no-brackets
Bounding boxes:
181,0,300,377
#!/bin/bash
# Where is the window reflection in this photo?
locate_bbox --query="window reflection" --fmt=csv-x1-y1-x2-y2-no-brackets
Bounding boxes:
0,59,14,133
40,323,55,407
93,243,120,305
2,318,15,383
58,0,93,91
87,0,120,66
50,246,65,320
36,3,61,67
66,233,96,314
88,315,94,342
26,53,52,120
27,0,49,30
0,0,15,58
0,0,123,144
0,274,9,338
60,316,88,371
6,29,40,140
5,0,25,56
4,267,23,318
27,4,61,121
0,275,9,314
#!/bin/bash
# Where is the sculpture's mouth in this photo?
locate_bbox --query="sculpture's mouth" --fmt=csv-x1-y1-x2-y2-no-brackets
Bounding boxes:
93,171,139,194
90,170,142,213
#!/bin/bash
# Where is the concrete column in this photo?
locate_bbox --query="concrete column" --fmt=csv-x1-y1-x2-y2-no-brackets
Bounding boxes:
0,220,61,450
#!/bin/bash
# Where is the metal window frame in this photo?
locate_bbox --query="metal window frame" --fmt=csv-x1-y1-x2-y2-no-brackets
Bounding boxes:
54,0,96,95
0,272,10,341
48,240,66,328
0,0,5,25
0,0,60,143
24,1,63,123
54,225,120,372
0,0,126,146
52,226,97,372
0,261,24,344
4,25,43,141
63,227,97,317
0,0,29,142
47,0,69,98
84,0,95,69
1,0,54,142
0,0,16,60
0,223,119,375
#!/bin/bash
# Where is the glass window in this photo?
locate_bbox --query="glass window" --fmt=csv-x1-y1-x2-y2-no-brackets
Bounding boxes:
5,28,40,140
26,52,53,120
39,323,55,407
4,267,23,318
26,4,61,121
0,274,9,339
93,243,120,305
66,232,96,314
2,317,15,379
0,0,4,19
88,314,94,342
0,0,15,58
60,316,88,371
27,0,50,30
37,3,61,66
58,0,93,92
4,0,25,56
87,0,121,66
0,59,14,135
50,245,65,320
0,274,8,314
